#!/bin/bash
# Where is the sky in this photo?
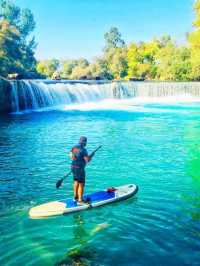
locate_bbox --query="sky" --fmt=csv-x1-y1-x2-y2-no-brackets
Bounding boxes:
15,0,195,61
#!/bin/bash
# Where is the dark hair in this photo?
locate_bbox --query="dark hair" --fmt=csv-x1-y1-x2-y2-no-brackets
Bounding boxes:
79,136,87,145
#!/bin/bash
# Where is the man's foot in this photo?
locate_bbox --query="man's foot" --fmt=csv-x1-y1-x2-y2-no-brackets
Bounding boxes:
77,198,91,205
77,200,86,205
73,196,78,201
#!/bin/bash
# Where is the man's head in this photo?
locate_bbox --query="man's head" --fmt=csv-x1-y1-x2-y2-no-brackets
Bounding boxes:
79,136,87,147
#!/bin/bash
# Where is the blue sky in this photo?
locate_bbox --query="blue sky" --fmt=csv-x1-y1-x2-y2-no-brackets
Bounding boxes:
15,0,195,60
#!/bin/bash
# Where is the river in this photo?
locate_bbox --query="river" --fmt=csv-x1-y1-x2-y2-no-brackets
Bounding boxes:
0,81,200,265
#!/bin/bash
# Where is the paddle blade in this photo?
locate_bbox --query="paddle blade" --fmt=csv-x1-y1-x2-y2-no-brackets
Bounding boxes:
56,178,63,189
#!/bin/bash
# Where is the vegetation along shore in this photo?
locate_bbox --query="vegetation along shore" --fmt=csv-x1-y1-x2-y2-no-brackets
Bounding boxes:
1,0,200,81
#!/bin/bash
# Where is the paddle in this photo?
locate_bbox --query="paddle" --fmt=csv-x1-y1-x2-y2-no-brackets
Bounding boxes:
56,145,102,189
56,170,72,189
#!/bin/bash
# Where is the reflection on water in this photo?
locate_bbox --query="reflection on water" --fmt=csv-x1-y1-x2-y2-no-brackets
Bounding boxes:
56,214,110,266
181,122,200,223
1,101,200,265
185,122,200,185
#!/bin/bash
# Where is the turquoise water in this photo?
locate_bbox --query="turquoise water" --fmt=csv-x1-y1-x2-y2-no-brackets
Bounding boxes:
1,100,200,266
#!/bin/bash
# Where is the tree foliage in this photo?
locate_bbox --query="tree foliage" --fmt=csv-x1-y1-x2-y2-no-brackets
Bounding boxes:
37,59,60,78
104,27,125,52
0,0,37,77
0,20,21,75
0,0,35,38
156,41,191,81
127,40,159,80
60,60,78,79
1,1,200,81
105,47,128,79
188,0,200,80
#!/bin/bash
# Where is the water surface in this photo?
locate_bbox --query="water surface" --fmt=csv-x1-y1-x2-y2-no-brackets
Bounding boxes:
0,99,200,266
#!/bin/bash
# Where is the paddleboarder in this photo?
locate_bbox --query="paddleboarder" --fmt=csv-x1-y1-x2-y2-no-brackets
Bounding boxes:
69,136,91,204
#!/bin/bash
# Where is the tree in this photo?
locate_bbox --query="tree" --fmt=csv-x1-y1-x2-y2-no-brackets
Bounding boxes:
188,0,200,80
104,27,125,52
156,42,191,81
36,59,60,78
104,47,128,79
70,58,90,79
0,0,20,25
0,20,23,75
60,59,78,79
0,0,35,38
127,40,159,80
88,57,113,79
76,58,89,68
171,47,191,81
0,0,37,76
157,35,172,48
70,65,90,80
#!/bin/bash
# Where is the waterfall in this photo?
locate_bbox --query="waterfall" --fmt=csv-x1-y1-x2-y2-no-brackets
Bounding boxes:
10,80,114,112
9,80,200,112
116,82,200,98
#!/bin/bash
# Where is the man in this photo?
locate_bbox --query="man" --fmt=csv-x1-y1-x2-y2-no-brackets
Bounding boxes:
69,136,91,204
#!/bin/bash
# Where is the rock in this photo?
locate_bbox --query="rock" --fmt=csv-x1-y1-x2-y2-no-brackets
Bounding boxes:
0,78,12,113
8,73,18,80
79,75,87,80
52,72,61,80
129,77,145,81
8,72,45,80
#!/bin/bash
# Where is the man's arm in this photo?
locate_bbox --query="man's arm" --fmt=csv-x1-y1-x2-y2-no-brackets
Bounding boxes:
69,151,74,160
83,149,91,163
83,155,91,163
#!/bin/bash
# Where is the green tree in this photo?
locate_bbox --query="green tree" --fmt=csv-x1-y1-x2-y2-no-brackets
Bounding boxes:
60,59,78,79
104,27,125,52
0,0,35,38
37,59,60,78
70,58,90,79
76,58,89,68
101,27,127,79
156,42,191,81
88,57,112,79
0,20,23,75
70,65,89,80
104,47,128,79
188,0,200,80
0,0,37,76
127,40,159,80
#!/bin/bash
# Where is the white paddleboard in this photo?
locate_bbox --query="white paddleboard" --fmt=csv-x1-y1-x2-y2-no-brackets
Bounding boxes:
29,184,138,218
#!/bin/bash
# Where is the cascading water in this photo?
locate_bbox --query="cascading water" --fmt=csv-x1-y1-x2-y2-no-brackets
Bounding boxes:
10,80,114,112
9,80,200,113
116,81,200,98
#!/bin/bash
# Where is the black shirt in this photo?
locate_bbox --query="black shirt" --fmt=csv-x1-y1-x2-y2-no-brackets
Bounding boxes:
71,144,88,168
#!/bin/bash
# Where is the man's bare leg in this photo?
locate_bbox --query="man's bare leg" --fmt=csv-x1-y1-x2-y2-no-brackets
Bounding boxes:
73,181,78,200
78,183,84,202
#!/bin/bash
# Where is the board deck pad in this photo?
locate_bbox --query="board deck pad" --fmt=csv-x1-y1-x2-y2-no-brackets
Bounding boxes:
63,191,115,208
29,184,138,218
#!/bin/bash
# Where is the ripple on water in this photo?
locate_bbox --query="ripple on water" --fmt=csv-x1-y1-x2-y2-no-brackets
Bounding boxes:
1,103,200,265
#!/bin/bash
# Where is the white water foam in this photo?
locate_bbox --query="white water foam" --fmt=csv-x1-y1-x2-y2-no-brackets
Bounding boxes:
10,95,200,115
60,96,200,114
9,80,200,114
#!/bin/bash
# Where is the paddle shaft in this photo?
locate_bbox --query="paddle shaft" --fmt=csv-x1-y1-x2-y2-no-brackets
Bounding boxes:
89,145,102,159
63,170,72,180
